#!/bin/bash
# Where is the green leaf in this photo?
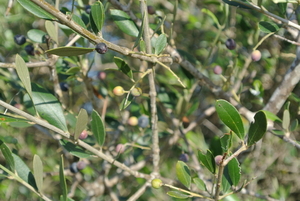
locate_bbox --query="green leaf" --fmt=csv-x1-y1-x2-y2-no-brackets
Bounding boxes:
110,9,139,37
221,174,231,193
27,29,47,43
15,54,32,97
114,57,133,80
16,0,56,20
282,109,290,131
259,21,280,33
91,110,106,147
0,140,15,171
193,178,207,191
65,67,81,75
12,153,37,190
59,139,93,158
167,191,190,199
46,47,94,56
154,34,167,55
272,129,284,135
273,0,298,3
45,21,58,43
133,12,145,50
69,12,87,29
74,109,88,140
201,8,220,27
227,157,241,186
247,111,267,146
220,134,232,153
198,150,215,174
290,119,298,131
222,0,251,9
277,3,287,17
59,155,67,201
176,161,191,189
33,155,43,193
262,110,282,122
31,83,68,132
91,1,105,33
215,99,245,139
120,94,134,110
0,114,29,123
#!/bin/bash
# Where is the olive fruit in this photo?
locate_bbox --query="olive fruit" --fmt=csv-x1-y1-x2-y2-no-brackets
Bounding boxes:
85,5,91,14
95,42,108,54
79,130,88,140
251,50,261,62
115,144,125,154
14,34,26,45
225,38,236,50
69,162,78,173
113,86,125,96
128,116,138,126
98,71,106,80
147,6,156,15
213,65,222,75
151,178,163,189
131,87,142,97
25,44,35,56
214,155,223,166
60,82,69,91
76,161,87,170
138,115,149,128
179,153,189,162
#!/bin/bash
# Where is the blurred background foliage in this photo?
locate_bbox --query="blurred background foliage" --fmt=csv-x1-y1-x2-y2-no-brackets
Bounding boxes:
0,0,299,200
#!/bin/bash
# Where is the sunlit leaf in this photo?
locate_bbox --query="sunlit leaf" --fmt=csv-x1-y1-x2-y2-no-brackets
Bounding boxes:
59,139,93,158
17,0,56,20
198,150,215,174
0,114,30,123
59,155,67,201
27,29,47,43
110,9,139,37
15,54,32,97
91,110,106,147
114,57,133,80
91,1,105,33
282,109,290,131
193,178,207,191
45,21,58,43
154,34,167,55
0,140,15,171
167,191,190,199
74,109,88,140
33,155,43,193
46,47,94,56
227,157,241,186
259,21,280,33
176,161,191,189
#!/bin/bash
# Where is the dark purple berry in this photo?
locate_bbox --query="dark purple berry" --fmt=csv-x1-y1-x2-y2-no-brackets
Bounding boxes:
138,115,149,128
147,6,156,15
179,153,189,162
76,161,87,170
24,44,34,56
70,162,78,173
225,38,236,50
14,34,26,45
60,82,69,91
95,43,108,54
85,5,91,14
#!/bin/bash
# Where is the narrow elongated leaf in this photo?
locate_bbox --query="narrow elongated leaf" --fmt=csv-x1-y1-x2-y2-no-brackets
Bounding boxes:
46,47,94,56
282,109,290,131
167,191,190,199
91,1,104,33
259,21,280,33
31,83,68,132
133,12,145,50
176,161,191,189
193,178,207,191
27,29,47,43
59,140,93,158
221,174,231,193
33,155,43,193
59,155,67,201
91,110,106,147
74,109,88,140
220,134,232,153
227,158,241,186
215,99,245,139
0,140,15,171
201,8,220,26
17,0,56,20
154,34,167,55
114,57,133,80
262,110,281,122
222,0,251,9
45,21,58,43
247,111,267,146
15,54,32,97
12,153,37,190
273,0,298,2
120,95,134,110
69,12,87,29
198,150,215,174
110,9,139,37
0,114,29,123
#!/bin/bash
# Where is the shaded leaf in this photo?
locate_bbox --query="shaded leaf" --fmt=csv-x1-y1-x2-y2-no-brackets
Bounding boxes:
0,140,15,171
45,21,58,43
17,0,56,20
227,157,241,186
91,110,106,147
167,191,190,199
91,1,105,33
110,9,139,37
198,150,215,174
154,34,167,55
74,109,88,140
27,29,47,43
222,0,251,9
259,21,280,33
193,178,207,191
114,57,133,80
215,99,245,139
201,8,220,26
60,139,93,158
247,111,267,146
133,12,145,50
15,54,32,97
220,134,232,153
31,83,68,132
221,174,231,193
59,155,67,201
12,153,37,190
33,155,43,193
290,119,298,131
46,47,94,56
176,161,191,189
120,94,134,110
0,114,30,123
